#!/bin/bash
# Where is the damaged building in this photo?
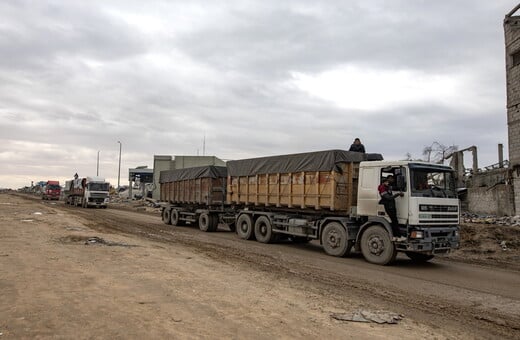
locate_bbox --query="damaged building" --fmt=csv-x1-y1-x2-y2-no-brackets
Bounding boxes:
458,5,520,216
505,5,520,216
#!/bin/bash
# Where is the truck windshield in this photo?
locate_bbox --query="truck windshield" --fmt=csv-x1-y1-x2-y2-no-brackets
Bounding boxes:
88,183,110,192
47,185,60,190
410,168,456,198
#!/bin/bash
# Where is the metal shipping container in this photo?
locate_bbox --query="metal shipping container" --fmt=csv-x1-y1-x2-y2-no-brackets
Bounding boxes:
226,150,379,213
160,166,227,206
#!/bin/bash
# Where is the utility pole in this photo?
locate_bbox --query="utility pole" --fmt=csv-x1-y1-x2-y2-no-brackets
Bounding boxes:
117,141,122,188
96,150,100,176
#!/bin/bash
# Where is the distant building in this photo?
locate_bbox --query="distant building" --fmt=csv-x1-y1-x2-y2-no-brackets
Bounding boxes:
152,155,226,200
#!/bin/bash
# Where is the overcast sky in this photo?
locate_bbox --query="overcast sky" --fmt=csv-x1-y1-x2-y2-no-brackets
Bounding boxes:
0,0,517,189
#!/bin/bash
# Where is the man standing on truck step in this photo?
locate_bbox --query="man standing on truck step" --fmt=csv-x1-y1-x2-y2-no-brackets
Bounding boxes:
378,175,405,240
349,138,366,153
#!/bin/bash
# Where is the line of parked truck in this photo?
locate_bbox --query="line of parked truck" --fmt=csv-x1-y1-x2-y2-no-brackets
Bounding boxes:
35,177,111,208
32,148,460,266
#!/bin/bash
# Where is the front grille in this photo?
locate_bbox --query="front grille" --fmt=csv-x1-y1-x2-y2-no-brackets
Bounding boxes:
419,204,458,212
431,214,458,219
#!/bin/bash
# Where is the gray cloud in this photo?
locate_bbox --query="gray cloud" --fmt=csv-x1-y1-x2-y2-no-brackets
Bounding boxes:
0,0,515,188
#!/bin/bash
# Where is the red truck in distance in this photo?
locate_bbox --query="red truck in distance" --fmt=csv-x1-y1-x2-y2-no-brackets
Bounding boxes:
42,180,61,200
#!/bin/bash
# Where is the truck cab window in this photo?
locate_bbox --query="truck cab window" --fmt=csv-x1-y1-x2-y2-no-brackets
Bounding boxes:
380,167,406,191
410,167,456,198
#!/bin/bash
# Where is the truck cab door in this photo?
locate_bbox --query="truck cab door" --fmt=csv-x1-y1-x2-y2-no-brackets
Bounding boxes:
379,166,409,226
393,167,409,226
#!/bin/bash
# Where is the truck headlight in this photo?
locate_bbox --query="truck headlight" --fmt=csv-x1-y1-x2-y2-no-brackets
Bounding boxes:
410,230,424,239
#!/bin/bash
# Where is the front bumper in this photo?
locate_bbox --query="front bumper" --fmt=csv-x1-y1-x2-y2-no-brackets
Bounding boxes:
396,226,460,255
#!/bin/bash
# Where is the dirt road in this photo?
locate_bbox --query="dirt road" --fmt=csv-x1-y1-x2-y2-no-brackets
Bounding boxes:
1,194,519,339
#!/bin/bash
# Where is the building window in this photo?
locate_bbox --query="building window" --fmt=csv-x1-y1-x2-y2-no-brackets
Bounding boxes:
513,50,520,67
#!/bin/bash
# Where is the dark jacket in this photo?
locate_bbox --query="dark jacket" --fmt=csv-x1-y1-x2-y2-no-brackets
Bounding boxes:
349,143,365,153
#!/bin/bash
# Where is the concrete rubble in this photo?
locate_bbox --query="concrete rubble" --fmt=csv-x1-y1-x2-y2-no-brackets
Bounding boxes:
461,212,520,226
109,195,161,214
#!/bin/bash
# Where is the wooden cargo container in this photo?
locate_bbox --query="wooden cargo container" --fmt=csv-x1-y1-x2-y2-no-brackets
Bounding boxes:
160,166,227,206
226,150,373,213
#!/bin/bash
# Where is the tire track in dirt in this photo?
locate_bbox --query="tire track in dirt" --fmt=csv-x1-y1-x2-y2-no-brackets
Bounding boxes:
51,202,520,339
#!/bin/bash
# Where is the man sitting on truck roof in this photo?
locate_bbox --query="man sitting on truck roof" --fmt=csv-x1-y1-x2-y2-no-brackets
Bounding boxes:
378,175,405,239
349,138,366,153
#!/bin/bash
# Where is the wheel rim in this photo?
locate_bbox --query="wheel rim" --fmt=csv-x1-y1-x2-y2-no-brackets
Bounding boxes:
258,222,267,237
199,213,209,230
367,235,385,256
240,221,248,233
326,230,341,249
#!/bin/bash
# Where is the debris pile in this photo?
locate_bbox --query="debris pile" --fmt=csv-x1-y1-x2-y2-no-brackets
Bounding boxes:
461,212,520,226
109,195,161,214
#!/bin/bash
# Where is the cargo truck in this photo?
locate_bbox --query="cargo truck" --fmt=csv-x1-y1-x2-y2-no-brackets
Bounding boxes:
64,176,110,208
159,150,460,265
42,180,61,200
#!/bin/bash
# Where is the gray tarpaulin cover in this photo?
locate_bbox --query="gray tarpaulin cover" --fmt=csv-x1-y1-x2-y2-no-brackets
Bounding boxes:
160,166,227,183
227,149,383,177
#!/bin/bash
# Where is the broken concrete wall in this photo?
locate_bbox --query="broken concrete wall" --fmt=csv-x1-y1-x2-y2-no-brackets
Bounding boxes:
466,168,516,216
468,168,508,188
468,185,514,216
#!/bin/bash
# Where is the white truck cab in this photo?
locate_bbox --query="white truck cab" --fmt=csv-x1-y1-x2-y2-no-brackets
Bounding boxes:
84,176,110,208
355,161,460,263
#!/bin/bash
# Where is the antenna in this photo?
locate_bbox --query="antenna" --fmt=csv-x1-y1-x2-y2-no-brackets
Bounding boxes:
203,134,206,156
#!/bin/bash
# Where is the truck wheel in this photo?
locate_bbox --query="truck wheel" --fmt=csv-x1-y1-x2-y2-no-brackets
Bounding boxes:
236,214,255,240
162,208,172,225
199,213,213,232
171,210,183,226
209,214,219,232
322,222,352,257
360,225,397,265
254,216,275,243
405,252,434,263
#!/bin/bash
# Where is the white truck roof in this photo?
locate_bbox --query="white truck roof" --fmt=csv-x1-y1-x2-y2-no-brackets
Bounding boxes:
85,176,106,182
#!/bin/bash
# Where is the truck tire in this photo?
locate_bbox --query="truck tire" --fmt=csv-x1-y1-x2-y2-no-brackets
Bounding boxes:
209,214,219,232
162,208,172,225
321,222,352,257
405,252,434,263
171,209,183,226
236,214,255,240
360,225,397,265
254,216,275,243
199,213,214,232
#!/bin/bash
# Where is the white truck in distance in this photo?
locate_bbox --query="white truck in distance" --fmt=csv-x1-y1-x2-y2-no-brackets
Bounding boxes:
64,176,110,208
